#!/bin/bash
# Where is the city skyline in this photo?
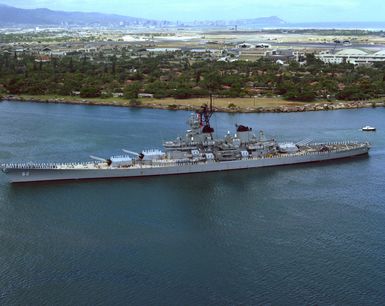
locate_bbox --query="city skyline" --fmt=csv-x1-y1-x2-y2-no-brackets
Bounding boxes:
2,0,385,23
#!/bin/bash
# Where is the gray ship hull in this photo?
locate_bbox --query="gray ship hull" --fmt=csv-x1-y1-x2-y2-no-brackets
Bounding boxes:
2,145,369,183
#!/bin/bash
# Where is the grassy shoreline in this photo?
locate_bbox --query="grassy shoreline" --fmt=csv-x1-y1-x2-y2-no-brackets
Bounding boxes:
2,94,385,113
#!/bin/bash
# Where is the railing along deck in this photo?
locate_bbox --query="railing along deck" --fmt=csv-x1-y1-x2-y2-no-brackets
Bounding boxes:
1,141,369,170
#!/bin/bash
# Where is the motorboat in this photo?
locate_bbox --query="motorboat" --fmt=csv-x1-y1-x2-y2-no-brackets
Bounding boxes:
362,126,376,132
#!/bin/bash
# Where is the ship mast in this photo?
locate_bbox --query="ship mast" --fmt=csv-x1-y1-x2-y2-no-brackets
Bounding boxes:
198,94,214,134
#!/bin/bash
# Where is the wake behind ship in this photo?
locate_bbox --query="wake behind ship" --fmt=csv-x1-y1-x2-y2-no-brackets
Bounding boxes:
1,103,370,183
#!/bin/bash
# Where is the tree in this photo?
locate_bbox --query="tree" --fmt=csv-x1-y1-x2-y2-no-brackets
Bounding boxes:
123,82,141,99
173,86,192,99
284,85,316,102
336,86,362,100
202,71,222,93
144,81,169,98
80,86,101,98
305,53,324,67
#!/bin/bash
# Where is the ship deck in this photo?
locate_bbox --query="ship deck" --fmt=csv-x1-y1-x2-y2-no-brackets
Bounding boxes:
1,141,369,171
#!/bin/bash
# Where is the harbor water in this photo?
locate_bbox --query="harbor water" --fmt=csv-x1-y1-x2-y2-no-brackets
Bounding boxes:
0,101,384,305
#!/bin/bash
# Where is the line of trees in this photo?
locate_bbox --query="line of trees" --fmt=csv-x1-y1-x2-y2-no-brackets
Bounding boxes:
1,51,385,102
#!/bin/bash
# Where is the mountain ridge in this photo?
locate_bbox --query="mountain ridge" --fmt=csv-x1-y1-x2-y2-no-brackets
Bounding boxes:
0,4,286,27
0,4,169,26
2,4,384,29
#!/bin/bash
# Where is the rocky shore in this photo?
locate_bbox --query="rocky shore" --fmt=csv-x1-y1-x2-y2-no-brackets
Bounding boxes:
2,95,384,113
240,101,385,113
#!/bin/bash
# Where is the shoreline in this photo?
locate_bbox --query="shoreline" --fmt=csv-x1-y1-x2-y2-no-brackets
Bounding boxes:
2,95,385,113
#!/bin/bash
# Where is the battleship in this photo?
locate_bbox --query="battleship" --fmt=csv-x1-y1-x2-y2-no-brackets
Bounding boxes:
1,102,370,183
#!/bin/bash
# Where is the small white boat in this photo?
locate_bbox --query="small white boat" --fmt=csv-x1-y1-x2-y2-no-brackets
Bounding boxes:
362,126,376,131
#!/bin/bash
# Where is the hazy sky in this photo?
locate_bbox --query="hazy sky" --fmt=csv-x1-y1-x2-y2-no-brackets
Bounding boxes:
3,0,385,22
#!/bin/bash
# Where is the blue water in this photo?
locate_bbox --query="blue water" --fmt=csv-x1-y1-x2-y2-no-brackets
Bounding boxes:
0,101,385,305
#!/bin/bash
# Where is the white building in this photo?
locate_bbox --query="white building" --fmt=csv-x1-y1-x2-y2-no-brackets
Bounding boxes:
317,48,385,65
